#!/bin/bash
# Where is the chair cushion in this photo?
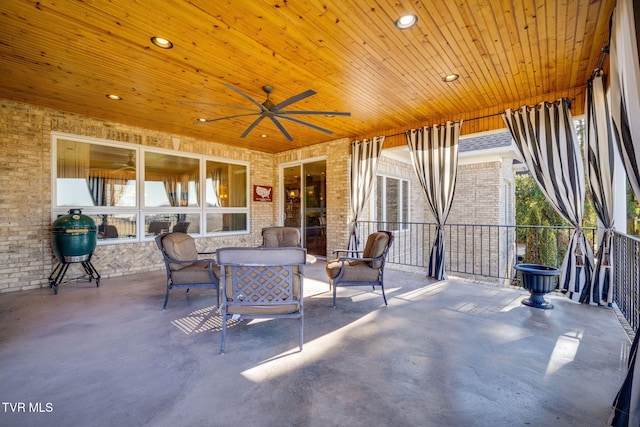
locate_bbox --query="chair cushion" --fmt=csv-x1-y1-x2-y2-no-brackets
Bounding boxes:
262,227,301,247
171,261,221,284
325,260,381,282
162,233,199,271
362,232,390,268
226,303,300,316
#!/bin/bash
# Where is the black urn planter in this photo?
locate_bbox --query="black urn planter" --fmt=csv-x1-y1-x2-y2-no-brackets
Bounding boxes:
514,264,561,309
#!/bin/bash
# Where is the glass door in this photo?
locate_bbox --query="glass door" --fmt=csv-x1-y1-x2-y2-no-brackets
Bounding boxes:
282,160,326,257
283,165,302,229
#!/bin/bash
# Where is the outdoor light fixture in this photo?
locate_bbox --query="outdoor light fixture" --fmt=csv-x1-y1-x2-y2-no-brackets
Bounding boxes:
395,14,418,30
442,74,460,82
151,36,174,49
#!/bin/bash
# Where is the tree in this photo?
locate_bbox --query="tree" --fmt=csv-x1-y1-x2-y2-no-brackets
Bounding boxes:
515,174,564,265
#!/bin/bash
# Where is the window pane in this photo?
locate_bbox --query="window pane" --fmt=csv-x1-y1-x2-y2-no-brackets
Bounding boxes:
145,213,201,237
145,152,200,207
386,178,399,227
402,181,409,228
86,214,137,241
376,175,383,221
205,161,247,207
206,213,247,233
56,139,136,207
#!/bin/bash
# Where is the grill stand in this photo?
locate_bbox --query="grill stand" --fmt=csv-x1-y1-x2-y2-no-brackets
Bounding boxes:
48,255,101,295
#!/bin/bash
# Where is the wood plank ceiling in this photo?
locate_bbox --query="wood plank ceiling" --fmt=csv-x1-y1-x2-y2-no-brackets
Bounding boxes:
0,0,616,153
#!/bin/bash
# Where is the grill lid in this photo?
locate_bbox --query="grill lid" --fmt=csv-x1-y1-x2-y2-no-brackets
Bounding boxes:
51,209,97,263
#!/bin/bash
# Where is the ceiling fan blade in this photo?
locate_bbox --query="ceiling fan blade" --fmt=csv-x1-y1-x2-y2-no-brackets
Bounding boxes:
269,117,293,141
195,112,260,124
240,115,267,138
224,83,268,111
278,110,351,116
274,89,316,110
177,100,259,113
277,115,333,135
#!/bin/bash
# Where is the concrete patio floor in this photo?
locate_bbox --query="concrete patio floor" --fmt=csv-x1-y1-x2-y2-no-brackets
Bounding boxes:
0,261,632,427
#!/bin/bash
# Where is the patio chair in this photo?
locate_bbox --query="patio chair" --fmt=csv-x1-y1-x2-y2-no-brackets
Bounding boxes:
325,231,393,307
260,226,301,247
172,222,190,233
216,247,306,354
155,232,220,309
148,221,170,235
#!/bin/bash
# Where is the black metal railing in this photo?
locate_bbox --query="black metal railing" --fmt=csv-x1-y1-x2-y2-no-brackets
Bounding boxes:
356,221,597,282
612,231,640,334
356,221,639,333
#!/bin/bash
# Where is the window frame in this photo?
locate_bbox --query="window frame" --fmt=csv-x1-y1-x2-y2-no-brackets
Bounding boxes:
51,132,250,244
375,173,410,232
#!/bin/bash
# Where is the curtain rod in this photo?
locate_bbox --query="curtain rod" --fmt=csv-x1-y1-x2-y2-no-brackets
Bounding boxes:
366,97,576,141
379,111,503,139
593,12,613,74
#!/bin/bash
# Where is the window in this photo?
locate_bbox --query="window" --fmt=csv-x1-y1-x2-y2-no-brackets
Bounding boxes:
205,160,248,233
376,175,409,231
52,133,249,243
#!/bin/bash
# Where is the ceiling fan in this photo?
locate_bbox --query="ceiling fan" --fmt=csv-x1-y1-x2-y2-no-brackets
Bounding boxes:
115,153,135,171
183,84,351,141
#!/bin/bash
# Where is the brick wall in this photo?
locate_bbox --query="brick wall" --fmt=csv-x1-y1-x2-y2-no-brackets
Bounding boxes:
359,156,515,278
274,138,351,255
0,100,351,292
0,98,514,292
448,160,516,281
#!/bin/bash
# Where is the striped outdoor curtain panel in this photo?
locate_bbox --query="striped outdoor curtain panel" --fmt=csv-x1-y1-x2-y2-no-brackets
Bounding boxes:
348,136,384,251
406,121,462,281
608,0,640,425
502,99,594,301
585,73,616,306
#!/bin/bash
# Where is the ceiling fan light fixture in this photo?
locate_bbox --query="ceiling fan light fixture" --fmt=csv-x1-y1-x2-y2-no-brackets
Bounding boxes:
395,14,418,30
151,36,173,49
191,83,351,141
105,94,122,100
442,74,460,82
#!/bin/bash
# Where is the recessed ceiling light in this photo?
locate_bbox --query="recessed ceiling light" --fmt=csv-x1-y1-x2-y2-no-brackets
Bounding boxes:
395,14,418,30
196,118,208,122
260,134,268,138
151,36,173,49
105,94,122,100
442,74,460,82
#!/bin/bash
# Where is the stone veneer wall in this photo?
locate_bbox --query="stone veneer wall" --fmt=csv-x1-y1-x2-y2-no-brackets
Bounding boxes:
0,99,351,292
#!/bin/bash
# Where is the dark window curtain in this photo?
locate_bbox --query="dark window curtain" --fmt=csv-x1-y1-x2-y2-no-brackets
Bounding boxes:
87,175,105,206
502,99,593,300
586,73,616,305
608,0,640,425
185,173,198,207
108,178,128,207
405,121,462,280
163,176,192,207
208,168,223,207
348,136,384,251
163,176,179,207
